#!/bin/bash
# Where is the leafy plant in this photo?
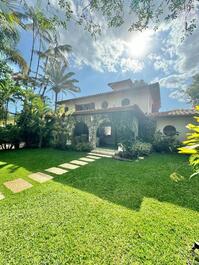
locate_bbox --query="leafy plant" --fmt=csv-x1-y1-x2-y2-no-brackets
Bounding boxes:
0,124,21,150
46,60,80,110
132,140,152,157
186,74,199,105
139,116,156,143
73,142,93,152
178,106,199,178
51,106,74,150
153,131,180,153
17,90,52,148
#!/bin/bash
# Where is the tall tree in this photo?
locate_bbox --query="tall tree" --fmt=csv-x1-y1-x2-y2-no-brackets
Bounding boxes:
0,0,28,75
186,74,199,106
55,0,198,36
23,1,54,76
37,40,72,97
46,60,80,111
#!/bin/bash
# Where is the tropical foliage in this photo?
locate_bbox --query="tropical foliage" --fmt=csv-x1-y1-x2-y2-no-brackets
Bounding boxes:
178,106,199,178
186,74,199,105
55,0,198,36
46,60,80,110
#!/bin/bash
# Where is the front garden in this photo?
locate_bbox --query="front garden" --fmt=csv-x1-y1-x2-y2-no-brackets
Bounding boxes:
0,148,199,264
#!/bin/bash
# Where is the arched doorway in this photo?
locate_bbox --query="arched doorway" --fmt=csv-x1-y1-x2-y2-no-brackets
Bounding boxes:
74,122,89,143
96,121,116,148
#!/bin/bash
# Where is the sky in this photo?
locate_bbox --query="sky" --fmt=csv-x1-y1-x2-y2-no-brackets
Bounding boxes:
16,1,199,112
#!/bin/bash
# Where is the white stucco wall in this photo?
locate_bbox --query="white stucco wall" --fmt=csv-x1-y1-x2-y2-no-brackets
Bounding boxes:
62,87,154,114
156,116,195,141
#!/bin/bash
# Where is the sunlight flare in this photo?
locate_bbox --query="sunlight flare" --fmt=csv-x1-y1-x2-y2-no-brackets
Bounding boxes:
127,30,153,58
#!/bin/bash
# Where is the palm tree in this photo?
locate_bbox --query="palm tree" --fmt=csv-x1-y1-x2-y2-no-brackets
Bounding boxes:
46,60,80,111
37,40,72,97
0,1,29,75
23,1,44,76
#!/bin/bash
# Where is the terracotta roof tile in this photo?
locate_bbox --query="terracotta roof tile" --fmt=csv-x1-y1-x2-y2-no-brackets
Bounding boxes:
151,109,197,117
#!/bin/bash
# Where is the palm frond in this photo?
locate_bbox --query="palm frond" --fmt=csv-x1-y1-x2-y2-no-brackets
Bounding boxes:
4,48,29,75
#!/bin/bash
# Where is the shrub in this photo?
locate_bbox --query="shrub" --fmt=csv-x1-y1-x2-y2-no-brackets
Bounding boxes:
139,116,156,143
117,150,135,159
0,124,21,150
153,131,180,153
73,142,93,152
117,140,152,159
132,140,152,157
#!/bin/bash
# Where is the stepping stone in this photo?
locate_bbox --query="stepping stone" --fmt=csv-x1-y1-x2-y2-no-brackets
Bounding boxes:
28,172,53,183
45,167,68,175
86,155,101,160
88,153,112,158
79,157,95,162
4,178,32,193
70,160,88,166
59,163,80,170
0,192,5,200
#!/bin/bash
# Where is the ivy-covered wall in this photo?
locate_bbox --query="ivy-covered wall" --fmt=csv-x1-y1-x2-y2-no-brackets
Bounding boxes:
72,110,139,148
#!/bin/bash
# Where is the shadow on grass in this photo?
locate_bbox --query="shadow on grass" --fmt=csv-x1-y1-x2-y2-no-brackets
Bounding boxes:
0,148,85,173
53,153,199,212
0,148,198,213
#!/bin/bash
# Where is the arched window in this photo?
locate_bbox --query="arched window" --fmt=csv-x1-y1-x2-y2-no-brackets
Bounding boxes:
163,125,177,136
101,101,108,109
121,98,130,106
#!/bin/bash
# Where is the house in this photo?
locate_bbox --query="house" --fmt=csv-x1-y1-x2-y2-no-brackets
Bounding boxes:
57,79,196,148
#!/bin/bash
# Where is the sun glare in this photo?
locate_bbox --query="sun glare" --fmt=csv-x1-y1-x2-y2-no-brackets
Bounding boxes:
127,30,153,58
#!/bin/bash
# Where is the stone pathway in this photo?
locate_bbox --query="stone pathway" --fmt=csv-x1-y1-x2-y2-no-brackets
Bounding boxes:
2,153,104,197
86,155,101,160
4,178,32,193
79,157,95,162
88,152,112,158
28,172,53,183
45,167,68,175
70,160,88,166
59,163,79,170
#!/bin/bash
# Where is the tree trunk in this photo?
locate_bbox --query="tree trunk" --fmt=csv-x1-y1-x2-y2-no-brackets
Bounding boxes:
34,37,42,90
38,133,43,148
5,100,9,125
28,21,36,76
40,57,49,97
55,92,58,111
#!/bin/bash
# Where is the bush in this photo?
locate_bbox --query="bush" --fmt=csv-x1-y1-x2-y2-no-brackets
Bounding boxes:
153,131,180,153
117,140,152,159
0,124,21,150
139,117,156,143
132,140,152,157
73,142,93,152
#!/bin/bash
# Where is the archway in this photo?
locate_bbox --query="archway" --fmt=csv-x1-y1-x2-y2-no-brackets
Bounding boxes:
74,122,89,143
96,121,116,148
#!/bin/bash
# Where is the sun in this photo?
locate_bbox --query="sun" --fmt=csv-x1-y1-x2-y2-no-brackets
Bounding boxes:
127,30,153,58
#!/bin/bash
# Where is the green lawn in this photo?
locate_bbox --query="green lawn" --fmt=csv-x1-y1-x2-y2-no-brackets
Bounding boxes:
0,149,198,264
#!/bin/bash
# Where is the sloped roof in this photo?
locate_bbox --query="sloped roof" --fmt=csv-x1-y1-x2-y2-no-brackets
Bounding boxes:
151,109,197,117
57,82,160,107
73,104,145,117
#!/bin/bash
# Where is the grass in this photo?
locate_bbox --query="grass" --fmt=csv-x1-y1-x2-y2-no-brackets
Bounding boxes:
0,148,198,264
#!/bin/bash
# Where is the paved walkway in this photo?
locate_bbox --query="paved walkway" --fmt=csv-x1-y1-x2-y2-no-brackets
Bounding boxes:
1,152,109,199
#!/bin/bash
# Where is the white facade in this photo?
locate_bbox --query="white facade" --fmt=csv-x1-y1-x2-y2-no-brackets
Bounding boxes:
156,116,195,141
60,80,160,115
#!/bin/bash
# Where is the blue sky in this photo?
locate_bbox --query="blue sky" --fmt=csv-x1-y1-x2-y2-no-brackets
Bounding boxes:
16,3,199,112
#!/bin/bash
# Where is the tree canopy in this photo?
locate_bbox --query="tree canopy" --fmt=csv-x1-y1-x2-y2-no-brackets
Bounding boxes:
187,74,199,105
54,0,198,36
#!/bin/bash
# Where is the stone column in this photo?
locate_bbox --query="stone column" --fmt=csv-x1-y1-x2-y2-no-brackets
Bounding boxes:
88,124,97,148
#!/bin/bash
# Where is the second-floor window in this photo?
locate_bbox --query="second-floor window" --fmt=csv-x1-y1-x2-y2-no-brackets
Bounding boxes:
121,98,130,106
75,102,95,111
